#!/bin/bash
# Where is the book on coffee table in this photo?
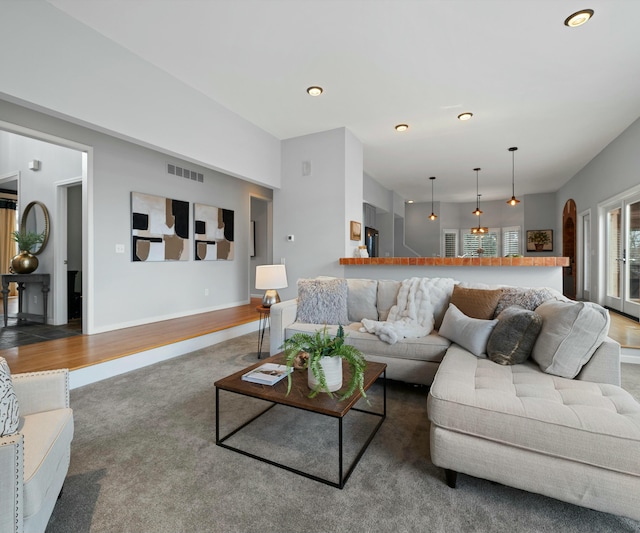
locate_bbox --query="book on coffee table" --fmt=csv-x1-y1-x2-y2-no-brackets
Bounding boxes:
241,363,292,385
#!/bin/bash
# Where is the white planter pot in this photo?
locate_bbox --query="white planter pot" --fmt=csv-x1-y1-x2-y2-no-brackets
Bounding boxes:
308,356,343,392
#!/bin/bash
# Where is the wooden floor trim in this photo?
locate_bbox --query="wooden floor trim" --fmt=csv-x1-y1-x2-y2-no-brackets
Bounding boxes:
2,298,263,374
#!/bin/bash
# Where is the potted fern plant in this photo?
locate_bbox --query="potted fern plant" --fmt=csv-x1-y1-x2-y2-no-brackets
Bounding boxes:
282,325,367,401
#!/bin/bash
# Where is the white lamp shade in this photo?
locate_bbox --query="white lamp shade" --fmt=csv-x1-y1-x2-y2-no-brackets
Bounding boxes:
255,264,288,290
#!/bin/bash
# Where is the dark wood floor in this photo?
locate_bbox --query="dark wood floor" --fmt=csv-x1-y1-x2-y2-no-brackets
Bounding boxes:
1,298,639,376
2,298,263,374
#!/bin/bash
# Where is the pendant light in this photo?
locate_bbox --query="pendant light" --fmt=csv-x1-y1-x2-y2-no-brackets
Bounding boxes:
429,176,437,221
472,168,483,216
471,194,489,234
507,147,521,206
471,168,488,234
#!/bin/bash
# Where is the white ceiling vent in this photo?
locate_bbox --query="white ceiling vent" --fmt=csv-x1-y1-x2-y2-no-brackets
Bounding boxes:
167,163,204,183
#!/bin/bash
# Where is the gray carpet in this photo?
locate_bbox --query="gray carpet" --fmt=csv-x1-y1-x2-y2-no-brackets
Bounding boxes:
46,332,640,533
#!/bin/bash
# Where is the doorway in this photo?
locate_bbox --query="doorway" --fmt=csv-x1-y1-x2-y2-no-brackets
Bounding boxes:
603,192,640,319
577,209,591,301
562,199,577,299
249,196,272,298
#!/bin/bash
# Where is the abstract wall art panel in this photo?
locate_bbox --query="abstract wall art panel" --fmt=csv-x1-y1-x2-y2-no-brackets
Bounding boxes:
194,203,235,261
131,192,190,261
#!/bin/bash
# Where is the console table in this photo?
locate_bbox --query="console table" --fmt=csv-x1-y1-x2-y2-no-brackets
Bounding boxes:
2,273,50,326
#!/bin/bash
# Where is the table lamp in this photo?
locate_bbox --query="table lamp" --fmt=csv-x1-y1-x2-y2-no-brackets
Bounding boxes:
255,264,288,307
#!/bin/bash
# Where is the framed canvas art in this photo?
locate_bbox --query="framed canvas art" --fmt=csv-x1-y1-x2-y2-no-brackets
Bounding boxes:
350,221,362,241
131,192,189,261
526,229,553,252
194,203,235,260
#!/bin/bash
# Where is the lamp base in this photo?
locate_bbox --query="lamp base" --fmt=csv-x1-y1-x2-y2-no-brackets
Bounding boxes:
262,289,281,308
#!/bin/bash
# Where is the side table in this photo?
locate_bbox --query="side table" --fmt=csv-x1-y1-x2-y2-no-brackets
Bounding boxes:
256,305,270,358
1,273,50,327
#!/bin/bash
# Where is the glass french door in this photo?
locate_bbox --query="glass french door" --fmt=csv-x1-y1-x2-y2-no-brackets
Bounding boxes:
605,194,640,318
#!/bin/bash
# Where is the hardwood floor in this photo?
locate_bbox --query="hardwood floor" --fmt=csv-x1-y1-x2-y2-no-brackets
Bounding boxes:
608,310,640,349
2,298,263,374
2,298,639,376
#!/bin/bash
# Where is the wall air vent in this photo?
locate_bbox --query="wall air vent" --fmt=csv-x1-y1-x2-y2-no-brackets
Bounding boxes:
167,163,204,183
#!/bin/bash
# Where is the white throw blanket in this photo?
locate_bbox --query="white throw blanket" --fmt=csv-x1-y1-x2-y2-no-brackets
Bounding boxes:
360,277,456,345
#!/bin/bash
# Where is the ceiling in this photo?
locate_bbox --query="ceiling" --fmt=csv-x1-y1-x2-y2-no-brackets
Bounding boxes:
47,0,640,204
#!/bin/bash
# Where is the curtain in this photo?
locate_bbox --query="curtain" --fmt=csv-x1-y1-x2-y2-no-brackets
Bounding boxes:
0,199,18,297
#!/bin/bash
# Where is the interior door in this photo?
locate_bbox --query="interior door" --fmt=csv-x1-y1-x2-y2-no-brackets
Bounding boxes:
604,194,640,318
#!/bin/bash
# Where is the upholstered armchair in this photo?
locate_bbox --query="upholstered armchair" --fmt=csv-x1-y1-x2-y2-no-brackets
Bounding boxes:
0,369,74,533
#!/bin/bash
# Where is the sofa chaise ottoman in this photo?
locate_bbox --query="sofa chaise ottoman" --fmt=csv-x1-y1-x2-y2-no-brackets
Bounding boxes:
428,332,640,521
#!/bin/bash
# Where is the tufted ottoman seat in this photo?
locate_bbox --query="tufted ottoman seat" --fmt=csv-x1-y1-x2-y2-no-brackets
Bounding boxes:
428,345,640,521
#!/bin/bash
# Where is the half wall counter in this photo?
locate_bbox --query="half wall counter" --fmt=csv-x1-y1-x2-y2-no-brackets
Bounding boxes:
339,257,570,292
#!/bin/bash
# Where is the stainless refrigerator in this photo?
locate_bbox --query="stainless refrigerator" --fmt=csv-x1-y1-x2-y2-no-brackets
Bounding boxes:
365,226,379,257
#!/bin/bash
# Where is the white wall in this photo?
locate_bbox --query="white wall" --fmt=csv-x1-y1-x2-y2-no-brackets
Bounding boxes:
363,173,392,213
558,116,640,303
0,99,273,332
274,128,363,301
523,193,556,256
0,1,281,190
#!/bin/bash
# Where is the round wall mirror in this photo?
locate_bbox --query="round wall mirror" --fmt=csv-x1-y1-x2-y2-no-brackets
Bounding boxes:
21,201,50,255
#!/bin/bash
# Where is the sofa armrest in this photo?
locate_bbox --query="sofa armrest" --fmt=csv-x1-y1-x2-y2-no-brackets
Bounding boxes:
269,299,298,355
12,369,70,416
575,337,621,386
0,434,24,533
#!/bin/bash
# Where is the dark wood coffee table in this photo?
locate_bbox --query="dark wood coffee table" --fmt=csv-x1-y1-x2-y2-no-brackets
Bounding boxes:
215,353,386,488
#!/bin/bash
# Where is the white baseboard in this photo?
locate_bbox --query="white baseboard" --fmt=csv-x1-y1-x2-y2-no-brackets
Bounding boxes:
70,320,259,389
621,346,640,364
88,299,251,334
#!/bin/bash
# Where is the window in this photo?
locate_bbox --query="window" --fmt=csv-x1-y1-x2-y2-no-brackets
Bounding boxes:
502,226,521,256
442,230,459,257
462,229,499,257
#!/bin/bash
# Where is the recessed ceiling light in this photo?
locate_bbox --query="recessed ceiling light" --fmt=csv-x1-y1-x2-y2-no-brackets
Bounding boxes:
395,124,409,132
407,200,414,204
457,112,473,121
306,86,323,96
564,9,594,27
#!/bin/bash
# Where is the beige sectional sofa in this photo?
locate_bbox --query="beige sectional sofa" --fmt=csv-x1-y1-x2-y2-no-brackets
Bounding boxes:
269,276,640,521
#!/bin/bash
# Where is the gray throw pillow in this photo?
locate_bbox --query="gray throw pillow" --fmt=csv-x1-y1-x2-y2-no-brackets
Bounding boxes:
346,279,378,322
297,278,349,325
531,300,610,378
0,357,20,437
493,287,556,318
487,306,542,365
438,303,498,357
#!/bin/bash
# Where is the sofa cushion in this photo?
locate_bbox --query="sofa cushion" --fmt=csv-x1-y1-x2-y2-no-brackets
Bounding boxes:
0,357,19,436
377,279,401,321
21,408,74,520
438,304,498,357
493,287,558,318
428,346,640,476
346,279,378,322
285,322,451,363
296,278,349,325
532,300,610,378
487,306,542,365
449,286,503,320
